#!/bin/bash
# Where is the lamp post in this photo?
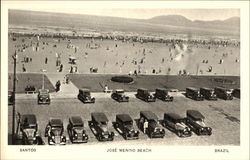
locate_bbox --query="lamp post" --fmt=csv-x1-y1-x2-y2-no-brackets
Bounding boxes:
12,51,17,144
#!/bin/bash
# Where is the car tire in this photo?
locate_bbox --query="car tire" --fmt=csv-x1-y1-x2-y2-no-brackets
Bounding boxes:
177,131,182,137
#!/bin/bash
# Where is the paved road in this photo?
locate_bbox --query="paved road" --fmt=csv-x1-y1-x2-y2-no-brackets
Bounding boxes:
9,96,240,145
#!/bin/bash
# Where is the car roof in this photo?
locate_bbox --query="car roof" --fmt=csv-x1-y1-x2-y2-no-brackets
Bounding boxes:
138,88,148,91
140,111,158,121
50,118,63,126
21,114,37,125
186,87,199,91
115,89,124,92
215,86,227,90
164,113,183,120
39,89,49,94
79,88,90,92
156,88,167,91
70,116,83,126
116,114,132,122
200,87,213,91
91,112,108,123
186,110,205,120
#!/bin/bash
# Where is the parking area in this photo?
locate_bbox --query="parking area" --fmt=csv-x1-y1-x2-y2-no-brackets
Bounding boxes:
8,95,240,145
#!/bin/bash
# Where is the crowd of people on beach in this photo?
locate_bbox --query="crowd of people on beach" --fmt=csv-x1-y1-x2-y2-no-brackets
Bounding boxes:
9,32,240,76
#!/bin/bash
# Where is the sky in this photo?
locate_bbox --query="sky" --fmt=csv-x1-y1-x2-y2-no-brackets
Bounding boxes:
14,8,240,21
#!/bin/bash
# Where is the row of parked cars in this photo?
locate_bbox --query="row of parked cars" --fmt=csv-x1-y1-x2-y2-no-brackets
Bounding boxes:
8,86,239,105
18,109,212,145
76,86,239,104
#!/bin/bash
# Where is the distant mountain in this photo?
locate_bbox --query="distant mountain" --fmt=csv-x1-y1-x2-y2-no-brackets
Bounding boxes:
8,9,240,37
146,15,192,26
146,15,240,30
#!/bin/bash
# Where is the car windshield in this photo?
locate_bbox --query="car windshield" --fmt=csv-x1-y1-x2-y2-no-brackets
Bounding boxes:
117,91,124,94
195,120,206,127
123,121,133,126
26,125,37,129
73,124,83,128
51,127,62,136
74,128,83,133
100,125,108,132
83,92,90,96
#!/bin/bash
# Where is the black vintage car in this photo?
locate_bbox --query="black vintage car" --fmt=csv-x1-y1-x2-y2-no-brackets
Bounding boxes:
138,111,165,138
19,114,44,145
135,88,156,102
111,89,129,102
186,87,204,101
155,88,173,102
162,113,192,137
200,87,217,100
45,118,66,145
78,88,95,103
185,110,212,136
89,112,114,141
114,114,139,140
232,88,240,98
67,116,88,143
8,91,14,105
214,87,233,100
37,89,50,104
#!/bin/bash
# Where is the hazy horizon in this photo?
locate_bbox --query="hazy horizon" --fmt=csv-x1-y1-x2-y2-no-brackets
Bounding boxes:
10,8,240,21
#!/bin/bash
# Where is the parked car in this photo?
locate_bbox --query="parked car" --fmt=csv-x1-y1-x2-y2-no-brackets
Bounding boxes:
162,113,192,137
138,111,165,138
200,87,217,100
135,88,156,102
45,118,66,145
214,87,233,100
67,116,88,143
185,110,212,136
78,88,95,103
114,114,139,140
8,91,14,105
111,89,129,102
232,88,240,98
89,112,114,141
19,114,44,145
37,89,50,104
186,87,204,101
155,88,173,102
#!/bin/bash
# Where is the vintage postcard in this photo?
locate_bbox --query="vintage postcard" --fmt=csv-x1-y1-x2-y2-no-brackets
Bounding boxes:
1,1,249,160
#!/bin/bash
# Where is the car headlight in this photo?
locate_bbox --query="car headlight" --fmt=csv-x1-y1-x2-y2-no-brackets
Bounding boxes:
75,133,77,137
102,132,104,135
52,136,55,139
61,136,64,138
82,133,85,136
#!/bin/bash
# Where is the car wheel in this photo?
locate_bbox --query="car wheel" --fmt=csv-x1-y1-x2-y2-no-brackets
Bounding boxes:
124,134,127,140
177,131,182,137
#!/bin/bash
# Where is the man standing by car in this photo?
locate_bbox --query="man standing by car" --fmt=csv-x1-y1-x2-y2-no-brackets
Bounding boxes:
143,120,148,133
55,80,61,92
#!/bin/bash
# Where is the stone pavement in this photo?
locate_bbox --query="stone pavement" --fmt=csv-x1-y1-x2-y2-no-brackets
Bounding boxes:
46,73,79,94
